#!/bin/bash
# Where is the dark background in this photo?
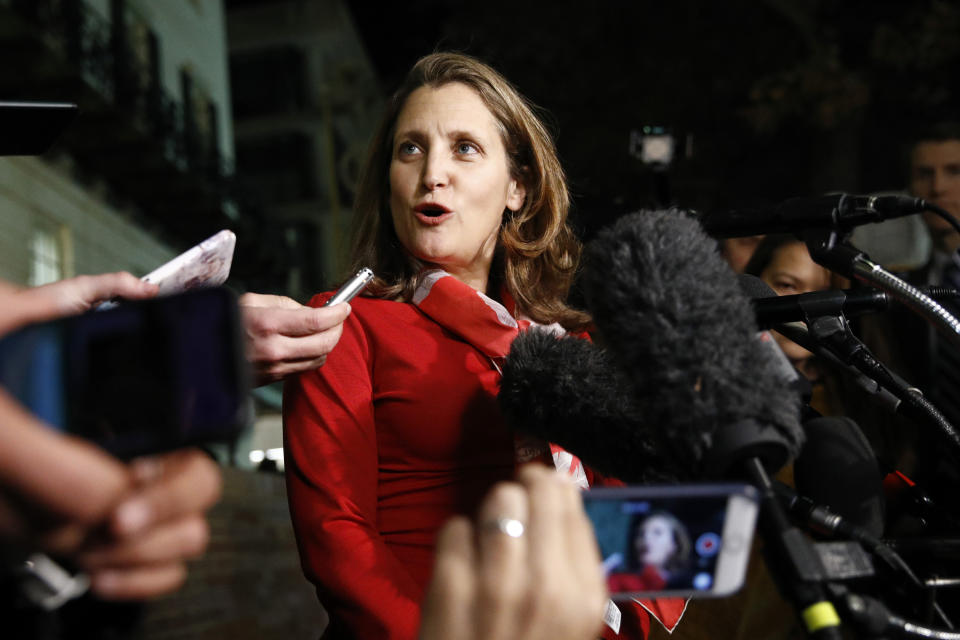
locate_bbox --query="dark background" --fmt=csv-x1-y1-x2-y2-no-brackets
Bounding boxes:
347,0,960,240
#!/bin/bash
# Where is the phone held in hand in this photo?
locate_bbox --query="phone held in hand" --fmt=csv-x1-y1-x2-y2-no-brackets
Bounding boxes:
0,287,250,459
142,229,236,296
95,230,237,312
583,483,759,599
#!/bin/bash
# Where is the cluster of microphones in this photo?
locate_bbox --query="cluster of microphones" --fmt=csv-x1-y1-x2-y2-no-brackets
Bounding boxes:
498,198,960,639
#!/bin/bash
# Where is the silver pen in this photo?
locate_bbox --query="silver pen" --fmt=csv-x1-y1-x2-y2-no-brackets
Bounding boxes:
325,268,374,307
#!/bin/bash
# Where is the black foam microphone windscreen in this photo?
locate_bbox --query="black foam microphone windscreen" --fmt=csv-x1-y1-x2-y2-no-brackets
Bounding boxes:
499,329,684,483
581,209,805,476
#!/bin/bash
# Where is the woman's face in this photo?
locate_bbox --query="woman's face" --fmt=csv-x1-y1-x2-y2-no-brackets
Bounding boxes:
636,515,676,569
760,242,832,369
389,82,526,292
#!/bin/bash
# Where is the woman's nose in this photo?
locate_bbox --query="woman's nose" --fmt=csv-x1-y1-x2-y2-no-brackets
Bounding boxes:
421,151,450,190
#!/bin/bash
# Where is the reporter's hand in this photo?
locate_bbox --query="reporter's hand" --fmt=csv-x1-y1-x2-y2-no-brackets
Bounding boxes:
0,272,158,333
239,293,351,386
76,449,221,600
420,465,607,640
0,389,221,601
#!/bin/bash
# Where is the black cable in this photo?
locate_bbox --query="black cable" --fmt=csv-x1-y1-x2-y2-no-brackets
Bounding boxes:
923,201,960,239
746,460,844,639
777,485,955,628
842,590,960,639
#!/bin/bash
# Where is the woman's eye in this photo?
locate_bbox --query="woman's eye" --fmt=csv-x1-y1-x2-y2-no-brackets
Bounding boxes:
456,142,479,155
774,281,796,294
398,142,420,156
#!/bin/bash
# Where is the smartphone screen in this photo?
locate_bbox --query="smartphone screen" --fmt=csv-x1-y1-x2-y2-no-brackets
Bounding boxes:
583,483,759,598
0,287,250,458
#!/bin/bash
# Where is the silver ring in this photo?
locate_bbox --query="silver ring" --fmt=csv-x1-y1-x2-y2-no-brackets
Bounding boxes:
482,517,525,538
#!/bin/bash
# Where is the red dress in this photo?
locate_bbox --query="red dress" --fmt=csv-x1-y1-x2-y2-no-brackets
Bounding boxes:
283,294,517,639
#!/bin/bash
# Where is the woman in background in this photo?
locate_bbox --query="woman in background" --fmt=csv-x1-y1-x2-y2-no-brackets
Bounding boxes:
744,234,834,381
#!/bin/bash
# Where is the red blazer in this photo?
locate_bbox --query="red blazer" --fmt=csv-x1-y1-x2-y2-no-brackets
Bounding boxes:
284,294,670,638
284,295,517,638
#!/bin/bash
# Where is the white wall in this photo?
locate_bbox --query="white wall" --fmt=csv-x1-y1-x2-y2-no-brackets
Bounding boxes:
0,157,175,285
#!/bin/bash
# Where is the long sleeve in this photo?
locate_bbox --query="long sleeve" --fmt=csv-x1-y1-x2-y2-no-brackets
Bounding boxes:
283,304,423,640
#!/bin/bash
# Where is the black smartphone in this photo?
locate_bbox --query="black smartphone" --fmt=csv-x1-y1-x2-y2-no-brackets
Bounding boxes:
583,483,759,599
0,287,250,458
0,101,78,156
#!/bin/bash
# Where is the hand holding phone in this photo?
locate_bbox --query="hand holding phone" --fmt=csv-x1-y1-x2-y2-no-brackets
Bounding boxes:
1,272,157,334
420,465,607,640
0,388,222,604
584,483,759,599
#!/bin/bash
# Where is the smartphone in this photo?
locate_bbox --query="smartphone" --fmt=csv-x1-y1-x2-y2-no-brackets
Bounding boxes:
142,229,236,296
0,287,250,459
95,230,236,312
0,101,78,155
583,483,759,599
324,267,374,306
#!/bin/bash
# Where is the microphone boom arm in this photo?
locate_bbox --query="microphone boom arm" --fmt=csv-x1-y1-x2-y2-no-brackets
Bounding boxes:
801,307,960,462
801,228,960,350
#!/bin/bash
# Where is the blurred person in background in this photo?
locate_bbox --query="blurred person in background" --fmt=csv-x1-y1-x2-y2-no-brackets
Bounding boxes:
744,234,834,382
720,236,765,274
855,123,960,502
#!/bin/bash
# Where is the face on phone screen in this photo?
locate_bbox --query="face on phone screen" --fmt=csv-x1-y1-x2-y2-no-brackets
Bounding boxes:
583,484,758,598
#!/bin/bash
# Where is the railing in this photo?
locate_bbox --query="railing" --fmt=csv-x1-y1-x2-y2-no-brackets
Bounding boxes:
4,0,230,183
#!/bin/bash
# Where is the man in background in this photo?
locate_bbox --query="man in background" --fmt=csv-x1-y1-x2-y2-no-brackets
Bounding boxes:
861,123,960,512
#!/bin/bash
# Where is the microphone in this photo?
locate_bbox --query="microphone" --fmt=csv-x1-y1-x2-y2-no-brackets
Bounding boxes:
699,194,926,238
752,286,960,329
501,209,841,638
500,210,805,480
793,416,885,538
739,277,890,537
585,209,804,476
499,329,683,484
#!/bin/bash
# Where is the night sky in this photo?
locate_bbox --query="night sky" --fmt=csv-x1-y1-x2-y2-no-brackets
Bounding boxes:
347,0,960,240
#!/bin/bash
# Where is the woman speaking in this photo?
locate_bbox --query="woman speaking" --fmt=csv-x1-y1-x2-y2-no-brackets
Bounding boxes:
283,52,662,639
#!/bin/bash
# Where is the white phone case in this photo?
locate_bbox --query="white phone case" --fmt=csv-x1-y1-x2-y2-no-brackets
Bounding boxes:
142,229,236,296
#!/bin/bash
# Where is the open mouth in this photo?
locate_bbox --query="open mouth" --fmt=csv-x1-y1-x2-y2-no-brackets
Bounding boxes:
415,203,451,217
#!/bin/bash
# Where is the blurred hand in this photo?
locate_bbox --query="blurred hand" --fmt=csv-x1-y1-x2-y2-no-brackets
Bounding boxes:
0,389,221,601
75,449,221,600
239,293,351,386
0,272,158,334
420,464,607,640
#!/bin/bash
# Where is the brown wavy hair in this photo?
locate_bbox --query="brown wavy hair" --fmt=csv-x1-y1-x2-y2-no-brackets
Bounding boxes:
348,52,590,330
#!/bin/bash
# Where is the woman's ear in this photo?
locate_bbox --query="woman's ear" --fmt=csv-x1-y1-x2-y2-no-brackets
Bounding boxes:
506,178,527,213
